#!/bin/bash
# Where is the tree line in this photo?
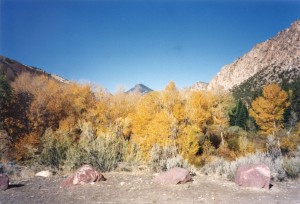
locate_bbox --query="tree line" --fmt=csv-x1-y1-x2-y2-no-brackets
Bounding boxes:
0,69,299,168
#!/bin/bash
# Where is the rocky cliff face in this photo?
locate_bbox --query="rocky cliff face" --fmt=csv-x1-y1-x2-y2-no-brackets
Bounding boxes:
208,20,300,91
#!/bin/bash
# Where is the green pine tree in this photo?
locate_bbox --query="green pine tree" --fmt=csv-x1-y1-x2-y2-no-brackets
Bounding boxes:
0,67,12,128
282,80,300,126
229,99,249,129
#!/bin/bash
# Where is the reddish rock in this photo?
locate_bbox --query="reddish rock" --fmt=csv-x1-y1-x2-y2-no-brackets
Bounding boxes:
60,165,105,188
0,174,9,191
153,167,193,185
235,164,271,189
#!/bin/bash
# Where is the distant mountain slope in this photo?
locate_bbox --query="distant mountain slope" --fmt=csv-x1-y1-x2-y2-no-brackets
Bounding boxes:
126,84,153,95
231,65,300,100
0,56,67,83
208,20,300,91
185,81,208,91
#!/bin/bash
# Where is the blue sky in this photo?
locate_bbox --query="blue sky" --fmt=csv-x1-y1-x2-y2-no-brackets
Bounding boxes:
1,0,299,93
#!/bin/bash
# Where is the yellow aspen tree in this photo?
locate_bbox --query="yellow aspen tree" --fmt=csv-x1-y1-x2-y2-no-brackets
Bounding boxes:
186,91,213,133
131,91,166,159
249,83,290,136
176,125,200,163
210,92,234,145
162,81,185,138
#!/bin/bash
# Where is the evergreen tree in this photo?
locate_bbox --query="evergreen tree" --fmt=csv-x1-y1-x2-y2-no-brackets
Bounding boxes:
0,67,12,128
229,99,249,129
229,106,237,126
282,80,300,126
235,102,248,129
291,81,300,122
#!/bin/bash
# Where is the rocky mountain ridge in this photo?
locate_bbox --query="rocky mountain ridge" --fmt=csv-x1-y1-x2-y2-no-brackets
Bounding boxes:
208,20,300,91
0,56,68,83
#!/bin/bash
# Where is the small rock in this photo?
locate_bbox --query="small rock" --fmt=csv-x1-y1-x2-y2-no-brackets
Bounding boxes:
35,170,52,178
120,182,125,186
0,174,9,191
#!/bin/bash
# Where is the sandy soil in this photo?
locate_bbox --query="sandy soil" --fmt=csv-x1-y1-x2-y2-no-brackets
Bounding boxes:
1,171,300,204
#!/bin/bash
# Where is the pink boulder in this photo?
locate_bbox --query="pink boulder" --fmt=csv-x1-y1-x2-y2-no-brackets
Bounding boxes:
235,164,271,189
60,165,106,188
153,167,193,185
0,174,9,191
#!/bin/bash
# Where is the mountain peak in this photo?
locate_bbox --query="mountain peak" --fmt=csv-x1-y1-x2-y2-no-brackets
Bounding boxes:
126,84,153,95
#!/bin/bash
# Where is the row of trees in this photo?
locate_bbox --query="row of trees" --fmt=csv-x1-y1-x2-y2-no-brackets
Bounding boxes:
0,70,298,167
230,84,291,136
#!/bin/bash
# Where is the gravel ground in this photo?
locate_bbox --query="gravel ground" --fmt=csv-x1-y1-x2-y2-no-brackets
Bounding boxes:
1,172,300,204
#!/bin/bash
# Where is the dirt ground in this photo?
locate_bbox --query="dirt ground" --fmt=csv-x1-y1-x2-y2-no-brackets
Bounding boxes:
1,171,300,204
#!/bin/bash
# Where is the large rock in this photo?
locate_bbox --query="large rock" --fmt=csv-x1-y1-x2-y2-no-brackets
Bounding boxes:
235,164,271,189
153,167,193,185
0,174,9,191
60,165,105,188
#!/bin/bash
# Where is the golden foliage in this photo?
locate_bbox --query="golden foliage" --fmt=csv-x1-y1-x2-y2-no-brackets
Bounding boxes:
249,84,290,136
13,133,40,161
131,82,202,161
6,75,240,163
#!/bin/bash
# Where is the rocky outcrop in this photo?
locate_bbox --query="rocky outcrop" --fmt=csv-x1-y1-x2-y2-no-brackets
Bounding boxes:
208,20,300,91
153,167,193,185
235,164,271,189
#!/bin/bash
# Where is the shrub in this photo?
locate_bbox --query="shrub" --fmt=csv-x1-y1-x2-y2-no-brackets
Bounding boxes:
124,141,143,166
201,152,286,181
280,134,299,155
217,146,236,160
64,132,126,172
266,136,282,159
150,144,190,172
283,157,300,178
238,135,254,155
38,129,71,169
27,122,128,172
227,137,239,152
14,133,40,161
283,147,300,178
